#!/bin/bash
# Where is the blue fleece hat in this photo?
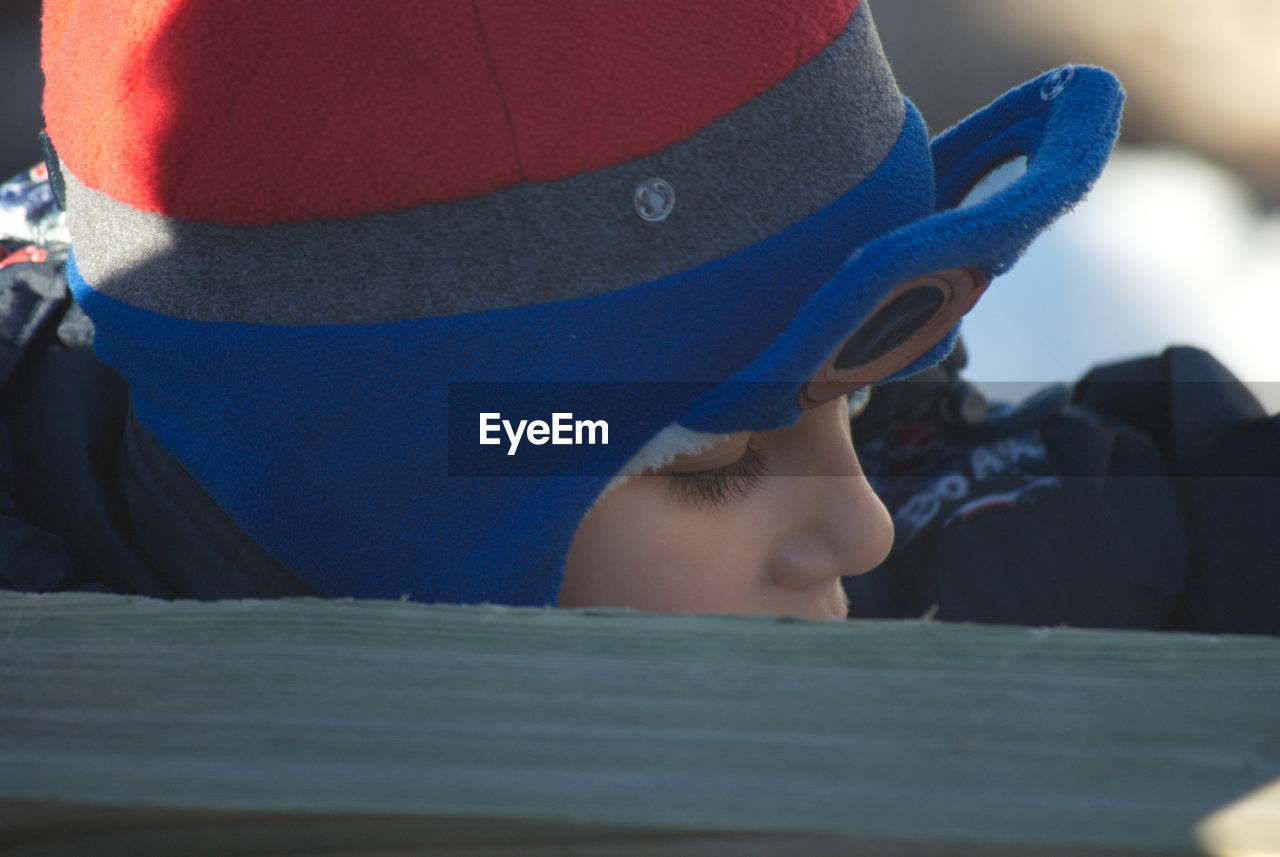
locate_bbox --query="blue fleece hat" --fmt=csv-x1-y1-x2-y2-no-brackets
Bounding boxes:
46,0,1123,605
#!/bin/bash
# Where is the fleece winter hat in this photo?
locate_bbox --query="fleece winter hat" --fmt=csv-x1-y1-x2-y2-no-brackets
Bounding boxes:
42,0,1123,605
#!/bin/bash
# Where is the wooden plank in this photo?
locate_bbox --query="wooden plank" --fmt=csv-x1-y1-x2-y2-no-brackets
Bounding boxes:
2,591,1278,856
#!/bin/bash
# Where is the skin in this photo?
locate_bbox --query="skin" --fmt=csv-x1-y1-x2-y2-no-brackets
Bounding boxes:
559,396,894,621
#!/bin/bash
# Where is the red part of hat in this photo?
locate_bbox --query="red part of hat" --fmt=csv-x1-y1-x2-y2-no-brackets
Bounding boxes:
42,0,859,226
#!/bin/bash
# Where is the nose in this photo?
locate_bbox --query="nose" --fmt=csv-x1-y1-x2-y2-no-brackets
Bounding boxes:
765,399,895,590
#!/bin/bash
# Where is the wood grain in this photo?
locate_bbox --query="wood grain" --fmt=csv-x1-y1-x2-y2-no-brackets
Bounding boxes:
2,591,1277,856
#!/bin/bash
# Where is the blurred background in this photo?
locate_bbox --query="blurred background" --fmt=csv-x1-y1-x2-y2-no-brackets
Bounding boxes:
2,0,1277,406
874,0,1280,409
0,0,40,181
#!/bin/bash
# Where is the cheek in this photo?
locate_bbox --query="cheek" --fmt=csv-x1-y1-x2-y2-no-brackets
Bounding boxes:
559,482,762,613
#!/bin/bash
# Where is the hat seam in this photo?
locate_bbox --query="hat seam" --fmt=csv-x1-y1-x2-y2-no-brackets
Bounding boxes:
468,0,528,182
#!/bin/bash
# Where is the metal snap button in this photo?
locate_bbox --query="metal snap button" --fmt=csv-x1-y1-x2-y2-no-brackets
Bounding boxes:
1040,65,1074,101
634,178,676,222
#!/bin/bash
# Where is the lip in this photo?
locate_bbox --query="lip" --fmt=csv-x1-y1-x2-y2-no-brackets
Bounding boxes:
819,585,852,622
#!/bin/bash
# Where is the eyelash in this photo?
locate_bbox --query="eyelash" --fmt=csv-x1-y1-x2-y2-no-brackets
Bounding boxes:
665,447,768,509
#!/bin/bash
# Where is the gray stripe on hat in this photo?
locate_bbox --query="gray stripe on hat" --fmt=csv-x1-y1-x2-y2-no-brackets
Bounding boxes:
67,3,903,325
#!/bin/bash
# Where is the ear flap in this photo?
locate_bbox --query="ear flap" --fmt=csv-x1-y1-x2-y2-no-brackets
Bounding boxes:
798,266,987,408
39,131,68,212
926,64,1124,278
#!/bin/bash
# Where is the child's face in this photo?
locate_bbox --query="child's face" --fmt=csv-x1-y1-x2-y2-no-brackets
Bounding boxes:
559,397,893,620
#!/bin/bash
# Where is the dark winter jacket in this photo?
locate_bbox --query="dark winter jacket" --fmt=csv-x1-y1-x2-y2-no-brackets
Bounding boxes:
2,166,1276,632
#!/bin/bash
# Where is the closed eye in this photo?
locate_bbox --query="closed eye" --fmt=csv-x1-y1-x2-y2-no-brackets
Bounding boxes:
663,446,768,509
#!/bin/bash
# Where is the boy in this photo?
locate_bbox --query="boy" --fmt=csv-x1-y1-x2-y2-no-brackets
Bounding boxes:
18,0,1251,628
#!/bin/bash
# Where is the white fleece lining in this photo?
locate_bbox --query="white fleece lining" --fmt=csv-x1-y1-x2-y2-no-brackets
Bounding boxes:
595,422,733,502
